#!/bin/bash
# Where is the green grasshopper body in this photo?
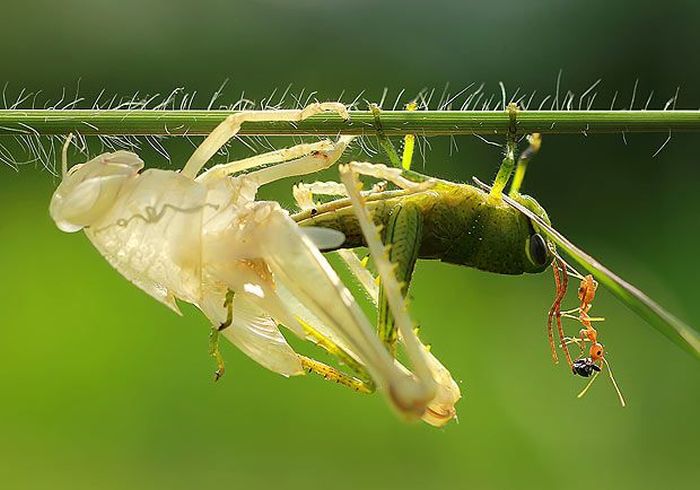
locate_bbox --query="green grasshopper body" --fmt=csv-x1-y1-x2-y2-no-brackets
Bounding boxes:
293,174,553,276
293,168,554,356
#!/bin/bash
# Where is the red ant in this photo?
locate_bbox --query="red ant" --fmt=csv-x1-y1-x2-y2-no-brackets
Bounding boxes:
547,256,626,406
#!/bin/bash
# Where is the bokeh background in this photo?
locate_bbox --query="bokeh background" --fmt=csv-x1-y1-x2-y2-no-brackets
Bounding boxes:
1,1,699,489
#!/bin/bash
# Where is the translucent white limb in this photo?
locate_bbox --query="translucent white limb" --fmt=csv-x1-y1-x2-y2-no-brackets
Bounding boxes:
419,350,461,427
291,179,380,302
256,210,425,416
198,139,337,184
61,133,73,177
339,164,437,411
244,136,353,188
338,163,460,426
345,161,429,190
293,181,349,210
182,102,349,178
337,250,380,302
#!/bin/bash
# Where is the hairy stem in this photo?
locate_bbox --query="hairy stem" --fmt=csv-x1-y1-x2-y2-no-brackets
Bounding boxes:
1,110,699,136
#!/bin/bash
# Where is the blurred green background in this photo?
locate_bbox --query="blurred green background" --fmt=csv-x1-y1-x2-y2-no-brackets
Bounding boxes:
1,1,699,489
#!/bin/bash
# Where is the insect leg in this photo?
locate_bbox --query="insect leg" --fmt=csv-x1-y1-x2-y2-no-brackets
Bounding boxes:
208,290,235,380
339,164,461,426
61,133,74,177
378,201,423,355
370,104,402,167
299,356,374,393
254,209,431,417
198,139,343,182
243,136,353,188
295,162,427,354
181,102,349,178
400,102,418,171
490,103,519,198
209,329,226,381
509,133,542,196
549,257,574,367
291,180,381,301
490,136,516,198
345,161,433,191
293,181,349,210
338,165,437,407
370,101,418,170
548,262,562,363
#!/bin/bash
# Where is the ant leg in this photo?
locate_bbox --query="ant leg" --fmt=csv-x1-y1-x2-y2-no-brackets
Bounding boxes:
548,258,574,366
509,133,542,196
548,261,563,363
554,260,574,367
182,102,349,178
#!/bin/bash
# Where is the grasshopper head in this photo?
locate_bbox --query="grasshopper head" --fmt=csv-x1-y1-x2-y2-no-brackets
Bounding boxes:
50,151,144,232
512,193,554,274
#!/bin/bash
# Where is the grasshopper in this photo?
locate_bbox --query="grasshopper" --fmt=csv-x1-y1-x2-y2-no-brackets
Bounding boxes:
291,103,700,406
293,105,553,360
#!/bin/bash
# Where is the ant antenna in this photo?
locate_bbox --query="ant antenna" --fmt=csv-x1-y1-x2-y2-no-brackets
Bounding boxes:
577,370,600,399
576,358,626,407
603,357,626,407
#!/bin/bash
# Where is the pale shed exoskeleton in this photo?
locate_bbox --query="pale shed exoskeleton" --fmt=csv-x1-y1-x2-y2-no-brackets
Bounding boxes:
49,103,450,423
294,163,462,426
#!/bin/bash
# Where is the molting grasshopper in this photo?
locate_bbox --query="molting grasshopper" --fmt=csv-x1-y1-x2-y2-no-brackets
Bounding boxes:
49,103,461,426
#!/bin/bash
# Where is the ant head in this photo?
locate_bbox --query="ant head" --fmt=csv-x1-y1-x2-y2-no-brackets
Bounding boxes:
589,342,605,362
50,150,143,232
572,357,602,377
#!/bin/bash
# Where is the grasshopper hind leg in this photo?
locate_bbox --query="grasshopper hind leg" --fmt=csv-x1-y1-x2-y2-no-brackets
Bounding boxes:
377,201,423,355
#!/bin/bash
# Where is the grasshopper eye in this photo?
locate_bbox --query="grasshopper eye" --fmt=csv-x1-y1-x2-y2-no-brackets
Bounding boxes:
528,233,548,267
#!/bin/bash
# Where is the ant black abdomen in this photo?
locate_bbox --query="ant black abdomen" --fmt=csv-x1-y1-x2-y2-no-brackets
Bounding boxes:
572,357,602,377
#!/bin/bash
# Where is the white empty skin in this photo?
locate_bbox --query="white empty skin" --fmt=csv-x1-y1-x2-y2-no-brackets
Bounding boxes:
49,103,445,420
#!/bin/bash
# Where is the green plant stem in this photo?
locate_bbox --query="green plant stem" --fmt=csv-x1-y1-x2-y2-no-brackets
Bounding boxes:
1,110,700,137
